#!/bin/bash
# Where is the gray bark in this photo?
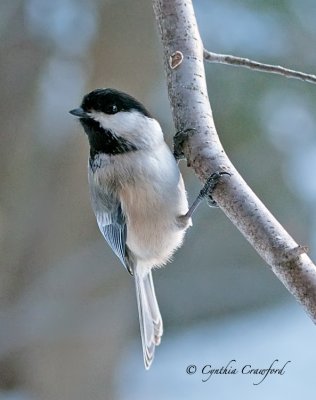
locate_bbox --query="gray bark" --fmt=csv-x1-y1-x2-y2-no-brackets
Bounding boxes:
153,0,316,322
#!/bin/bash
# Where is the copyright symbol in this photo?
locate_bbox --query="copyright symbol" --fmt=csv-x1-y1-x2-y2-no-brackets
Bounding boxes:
186,365,197,375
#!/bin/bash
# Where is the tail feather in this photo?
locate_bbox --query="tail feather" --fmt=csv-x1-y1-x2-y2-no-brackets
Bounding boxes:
135,270,163,369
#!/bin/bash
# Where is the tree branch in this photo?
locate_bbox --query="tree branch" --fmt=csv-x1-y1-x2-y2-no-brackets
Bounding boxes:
204,49,316,84
153,0,316,323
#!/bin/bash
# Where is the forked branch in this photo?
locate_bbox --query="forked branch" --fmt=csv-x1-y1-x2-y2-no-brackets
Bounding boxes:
153,0,316,322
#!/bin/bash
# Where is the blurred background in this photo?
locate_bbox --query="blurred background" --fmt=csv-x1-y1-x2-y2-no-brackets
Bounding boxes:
1,0,316,398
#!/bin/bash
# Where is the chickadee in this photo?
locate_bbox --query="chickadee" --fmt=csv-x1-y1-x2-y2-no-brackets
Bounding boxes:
70,88,225,369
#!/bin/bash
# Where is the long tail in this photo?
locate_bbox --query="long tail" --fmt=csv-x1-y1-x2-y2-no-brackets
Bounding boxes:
134,269,163,369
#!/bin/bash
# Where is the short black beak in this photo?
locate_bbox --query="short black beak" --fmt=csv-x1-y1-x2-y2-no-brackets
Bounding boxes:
69,107,90,118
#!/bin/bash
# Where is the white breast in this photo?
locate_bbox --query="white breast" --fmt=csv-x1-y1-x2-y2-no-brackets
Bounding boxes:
118,143,190,273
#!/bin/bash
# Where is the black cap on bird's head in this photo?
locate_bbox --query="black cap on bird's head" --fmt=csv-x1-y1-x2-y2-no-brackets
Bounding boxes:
69,88,152,120
69,88,158,156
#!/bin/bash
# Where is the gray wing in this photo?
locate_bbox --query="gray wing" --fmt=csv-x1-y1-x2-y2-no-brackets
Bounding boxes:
91,183,134,275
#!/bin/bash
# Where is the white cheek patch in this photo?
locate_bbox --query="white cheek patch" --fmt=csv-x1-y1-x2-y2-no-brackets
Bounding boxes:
91,110,164,149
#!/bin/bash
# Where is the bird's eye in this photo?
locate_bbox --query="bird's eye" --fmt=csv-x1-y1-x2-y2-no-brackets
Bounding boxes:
106,104,118,114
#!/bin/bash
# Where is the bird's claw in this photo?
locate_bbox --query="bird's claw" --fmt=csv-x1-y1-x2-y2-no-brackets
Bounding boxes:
173,128,197,161
199,171,231,207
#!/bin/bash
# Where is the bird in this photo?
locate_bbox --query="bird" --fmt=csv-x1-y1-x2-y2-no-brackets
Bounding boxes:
69,88,226,369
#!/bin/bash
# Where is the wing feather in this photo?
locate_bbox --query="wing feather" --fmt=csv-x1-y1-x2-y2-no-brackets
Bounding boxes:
97,211,128,268
90,180,134,274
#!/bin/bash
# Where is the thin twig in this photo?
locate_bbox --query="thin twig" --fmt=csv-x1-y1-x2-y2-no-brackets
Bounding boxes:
204,49,316,84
